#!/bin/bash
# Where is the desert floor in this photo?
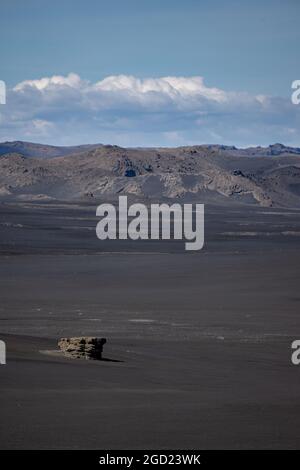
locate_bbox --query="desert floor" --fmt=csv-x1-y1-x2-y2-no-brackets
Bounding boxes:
1,201,300,449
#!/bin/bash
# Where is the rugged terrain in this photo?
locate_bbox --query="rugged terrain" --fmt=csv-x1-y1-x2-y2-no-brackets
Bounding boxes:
1,142,300,207
1,143,300,449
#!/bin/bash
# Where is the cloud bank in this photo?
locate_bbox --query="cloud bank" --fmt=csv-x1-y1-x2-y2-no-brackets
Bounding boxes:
0,73,299,147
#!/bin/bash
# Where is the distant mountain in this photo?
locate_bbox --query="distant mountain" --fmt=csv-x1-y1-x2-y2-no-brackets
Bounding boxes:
224,143,300,157
0,141,103,158
1,141,300,159
1,142,300,207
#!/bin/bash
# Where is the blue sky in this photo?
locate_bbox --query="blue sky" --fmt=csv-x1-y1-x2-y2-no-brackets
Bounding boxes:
0,0,299,147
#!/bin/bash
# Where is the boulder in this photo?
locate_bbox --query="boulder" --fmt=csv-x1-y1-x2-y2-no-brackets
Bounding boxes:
58,336,106,360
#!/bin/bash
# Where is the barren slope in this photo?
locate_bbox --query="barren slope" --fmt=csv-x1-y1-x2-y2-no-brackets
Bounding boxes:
1,143,300,207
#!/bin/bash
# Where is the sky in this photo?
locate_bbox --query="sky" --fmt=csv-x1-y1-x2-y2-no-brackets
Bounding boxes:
0,0,299,147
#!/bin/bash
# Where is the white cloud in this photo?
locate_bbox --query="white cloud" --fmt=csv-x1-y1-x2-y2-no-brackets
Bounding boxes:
14,73,84,91
92,75,228,104
0,73,299,147
14,73,227,102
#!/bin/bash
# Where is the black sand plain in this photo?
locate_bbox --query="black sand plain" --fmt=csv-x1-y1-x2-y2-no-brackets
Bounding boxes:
1,200,300,449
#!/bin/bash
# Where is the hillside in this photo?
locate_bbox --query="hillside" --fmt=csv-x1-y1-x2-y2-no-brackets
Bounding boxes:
1,142,300,207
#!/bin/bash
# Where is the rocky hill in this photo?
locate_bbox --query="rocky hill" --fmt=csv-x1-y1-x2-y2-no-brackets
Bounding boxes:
0,141,103,158
1,142,300,207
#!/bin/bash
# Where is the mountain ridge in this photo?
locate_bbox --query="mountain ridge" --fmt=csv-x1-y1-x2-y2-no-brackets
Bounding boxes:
1,140,300,159
1,141,300,208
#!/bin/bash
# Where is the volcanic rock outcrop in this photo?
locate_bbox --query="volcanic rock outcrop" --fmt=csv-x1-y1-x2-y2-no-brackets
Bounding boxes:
58,336,106,360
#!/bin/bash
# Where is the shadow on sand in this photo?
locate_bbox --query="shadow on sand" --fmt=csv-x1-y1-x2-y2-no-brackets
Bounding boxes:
100,356,124,363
